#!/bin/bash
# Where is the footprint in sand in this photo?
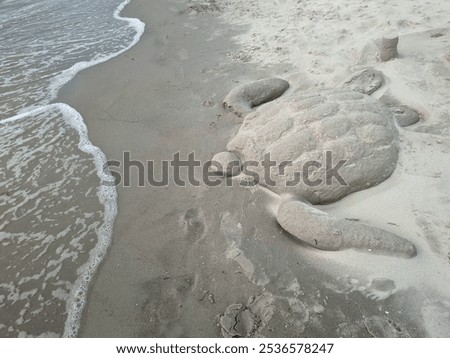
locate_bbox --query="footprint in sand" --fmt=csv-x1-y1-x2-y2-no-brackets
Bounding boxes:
364,315,410,338
219,294,274,338
219,303,260,338
140,273,196,336
183,208,205,242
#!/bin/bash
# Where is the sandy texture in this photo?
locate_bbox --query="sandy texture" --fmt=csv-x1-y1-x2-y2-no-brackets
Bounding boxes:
57,0,450,337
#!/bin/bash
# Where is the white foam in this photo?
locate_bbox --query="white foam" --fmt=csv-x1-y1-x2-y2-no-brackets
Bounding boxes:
0,0,145,119
46,0,145,109
58,0,145,337
1,103,118,337
58,103,118,338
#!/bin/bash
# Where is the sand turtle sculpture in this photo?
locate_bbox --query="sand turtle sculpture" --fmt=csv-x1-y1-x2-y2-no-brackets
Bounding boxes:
211,69,420,258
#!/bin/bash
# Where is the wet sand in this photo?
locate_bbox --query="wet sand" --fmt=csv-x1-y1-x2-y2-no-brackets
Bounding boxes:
57,0,450,337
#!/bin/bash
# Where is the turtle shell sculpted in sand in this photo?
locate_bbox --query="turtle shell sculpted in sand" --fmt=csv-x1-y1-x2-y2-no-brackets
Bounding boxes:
212,74,420,258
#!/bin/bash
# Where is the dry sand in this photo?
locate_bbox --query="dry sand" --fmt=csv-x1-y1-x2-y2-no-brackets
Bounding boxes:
58,0,450,337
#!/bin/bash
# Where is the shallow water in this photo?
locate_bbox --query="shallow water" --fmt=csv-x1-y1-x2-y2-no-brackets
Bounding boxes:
0,0,140,118
0,0,144,337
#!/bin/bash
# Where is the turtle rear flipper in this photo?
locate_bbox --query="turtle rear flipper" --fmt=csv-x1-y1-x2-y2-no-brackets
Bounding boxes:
390,105,421,127
277,199,417,258
223,78,290,118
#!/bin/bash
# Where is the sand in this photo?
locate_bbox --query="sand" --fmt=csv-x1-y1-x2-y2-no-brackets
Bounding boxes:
57,0,450,337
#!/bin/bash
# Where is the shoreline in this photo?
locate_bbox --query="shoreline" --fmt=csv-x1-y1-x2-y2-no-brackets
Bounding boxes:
58,0,278,337
57,0,450,337
0,0,146,337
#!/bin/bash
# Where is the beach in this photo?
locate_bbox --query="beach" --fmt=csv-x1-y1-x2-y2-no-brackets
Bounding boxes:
56,0,450,337
2,0,450,337
58,0,301,337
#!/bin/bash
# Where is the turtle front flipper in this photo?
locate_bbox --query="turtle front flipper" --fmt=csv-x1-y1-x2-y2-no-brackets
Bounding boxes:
223,78,290,118
277,199,417,258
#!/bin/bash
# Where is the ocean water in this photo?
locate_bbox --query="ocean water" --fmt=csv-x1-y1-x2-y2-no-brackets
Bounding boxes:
0,0,144,337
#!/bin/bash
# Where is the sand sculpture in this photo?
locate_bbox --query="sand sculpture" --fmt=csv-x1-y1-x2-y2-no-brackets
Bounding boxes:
380,33,399,61
212,70,421,258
